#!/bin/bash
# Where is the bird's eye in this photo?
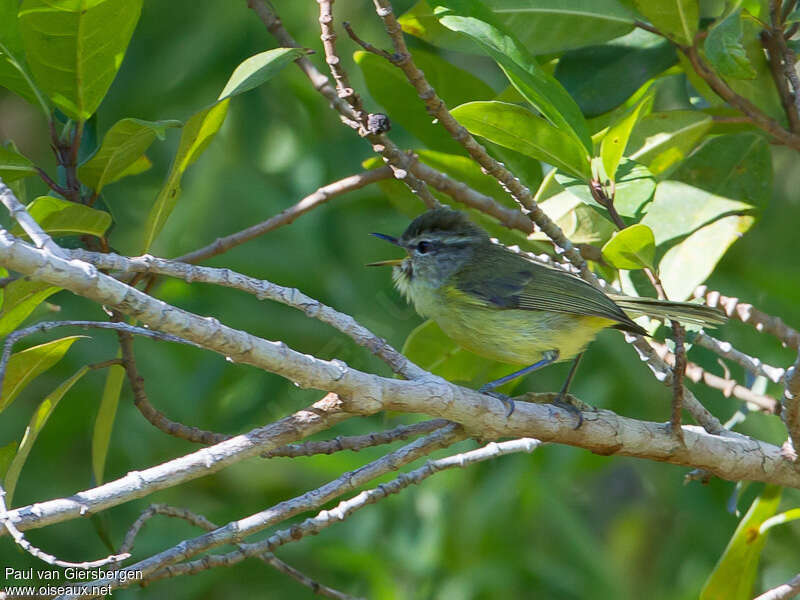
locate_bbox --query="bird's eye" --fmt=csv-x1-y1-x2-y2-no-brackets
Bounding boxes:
416,241,432,254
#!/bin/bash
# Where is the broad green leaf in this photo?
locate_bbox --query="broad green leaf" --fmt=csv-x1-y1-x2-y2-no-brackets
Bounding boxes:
0,0,48,111
484,141,544,192
78,118,181,193
671,133,771,206
451,101,591,180
108,153,151,182
403,0,636,55
4,365,89,505
0,277,59,337
0,336,85,413
555,30,675,118
700,485,782,600
92,362,124,485
601,90,655,181
142,48,302,252
626,110,712,175
704,8,756,80
18,0,144,120
633,0,698,46
0,440,16,480
402,319,519,390
660,213,754,300
11,195,111,238
554,203,616,246
555,159,656,218
641,180,753,245
436,0,592,153
0,144,37,182
217,47,306,101
354,48,492,154
601,224,656,270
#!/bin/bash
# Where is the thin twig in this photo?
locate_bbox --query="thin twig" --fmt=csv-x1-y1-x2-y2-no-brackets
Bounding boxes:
753,572,800,600
118,504,363,600
694,331,786,383
770,0,800,126
0,180,66,258
0,483,129,569
66,249,427,380
782,350,800,460
761,27,800,132
175,167,394,264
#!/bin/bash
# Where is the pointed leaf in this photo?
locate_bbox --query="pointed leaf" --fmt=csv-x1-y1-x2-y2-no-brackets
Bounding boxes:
0,277,59,337
601,90,655,181
660,213,754,300
700,485,782,600
0,144,37,183
217,47,306,100
601,223,656,270
92,362,124,485
11,195,111,238
451,101,591,180
633,0,698,46
0,336,85,413
626,110,712,175
436,0,592,152
0,0,48,110
18,0,144,120
705,8,756,80
4,365,89,505
78,118,181,193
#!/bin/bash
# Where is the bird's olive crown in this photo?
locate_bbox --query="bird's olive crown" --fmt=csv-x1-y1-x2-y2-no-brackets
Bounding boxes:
400,207,489,249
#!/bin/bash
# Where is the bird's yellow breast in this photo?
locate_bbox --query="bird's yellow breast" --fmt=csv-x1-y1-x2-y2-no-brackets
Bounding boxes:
409,283,612,366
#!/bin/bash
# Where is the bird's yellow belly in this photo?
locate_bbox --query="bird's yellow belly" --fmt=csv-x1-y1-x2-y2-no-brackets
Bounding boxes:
432,301,612,366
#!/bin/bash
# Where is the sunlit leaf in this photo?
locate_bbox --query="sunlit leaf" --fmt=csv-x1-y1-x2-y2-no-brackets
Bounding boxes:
18,0,143,120
92,361,124,485
0,336,85,413
435,0,592,152
0,277,59,337
0,144,37,183
633,0,698,46
700,485,782,600
659,213,755,299
626,110,712,175
704,7,756,80
4,365,89,505
601,90,655,181
11,195,111,238
78,118,181,193
451,101,591,180
601,224,656,270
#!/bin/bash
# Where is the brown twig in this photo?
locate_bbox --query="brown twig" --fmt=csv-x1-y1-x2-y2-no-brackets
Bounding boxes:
782,351,800,460
761,27,800,132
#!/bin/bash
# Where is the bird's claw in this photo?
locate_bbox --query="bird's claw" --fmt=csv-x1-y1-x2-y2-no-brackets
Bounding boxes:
479,388,515,417
553,394,584,429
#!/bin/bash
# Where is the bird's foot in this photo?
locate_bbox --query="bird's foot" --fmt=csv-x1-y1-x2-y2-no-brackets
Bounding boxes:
552,393,590,429
478,387,515,418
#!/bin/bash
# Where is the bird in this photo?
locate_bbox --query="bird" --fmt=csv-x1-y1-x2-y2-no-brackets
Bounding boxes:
369,206,725,420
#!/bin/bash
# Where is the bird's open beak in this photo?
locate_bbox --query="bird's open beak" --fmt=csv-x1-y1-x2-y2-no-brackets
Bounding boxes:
367,232,404,266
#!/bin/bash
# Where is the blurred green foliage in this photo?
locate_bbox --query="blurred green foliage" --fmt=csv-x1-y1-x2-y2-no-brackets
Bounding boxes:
1,0,800,598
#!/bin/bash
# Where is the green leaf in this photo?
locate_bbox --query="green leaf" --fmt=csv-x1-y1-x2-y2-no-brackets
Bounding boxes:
415,149,511,205
0,277,59,337
92,361,124,485
0,0,48,112
11,195,111,238
641,180,754,245
555,159,656,218
0,144,37,183
601,224,656,270
354,48,492,154
0,336,85,413
671,133,771,207
704,8,756,80
435,0,592,153
451,101,591,180
78,118,181,193
402,319,519,390
700,485,782,600
626,110,712,175
142,48,301,252
660,213,754,300
107,153,151,182
555,30,675,118
404,0,636,55
633,0,698,46
0,440,17,481
18,0,144,120
4,365,89,506
601,90,655,181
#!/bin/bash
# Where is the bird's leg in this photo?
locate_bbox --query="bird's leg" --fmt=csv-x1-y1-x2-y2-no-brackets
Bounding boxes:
553,352,588,429
479,350,560,417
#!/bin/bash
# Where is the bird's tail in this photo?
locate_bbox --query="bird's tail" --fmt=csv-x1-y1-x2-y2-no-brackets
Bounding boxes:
609,295,726,327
